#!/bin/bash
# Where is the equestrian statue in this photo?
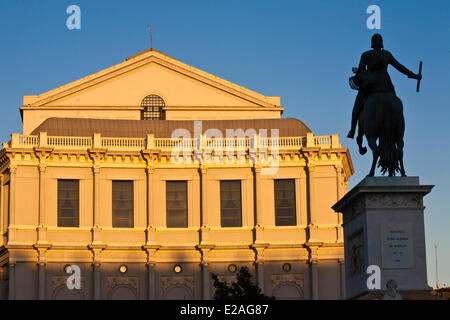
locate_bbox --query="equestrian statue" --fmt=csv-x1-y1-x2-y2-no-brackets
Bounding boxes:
347,33,422,177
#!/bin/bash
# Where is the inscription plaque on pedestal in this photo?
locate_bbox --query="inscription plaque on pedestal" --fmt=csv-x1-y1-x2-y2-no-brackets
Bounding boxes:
381,223,414,269
332,177,433,298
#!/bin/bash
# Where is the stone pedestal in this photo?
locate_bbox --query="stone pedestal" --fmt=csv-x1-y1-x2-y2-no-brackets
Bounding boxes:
332,177,433,299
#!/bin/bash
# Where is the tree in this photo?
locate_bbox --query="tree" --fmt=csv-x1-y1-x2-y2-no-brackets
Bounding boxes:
211,266,275,300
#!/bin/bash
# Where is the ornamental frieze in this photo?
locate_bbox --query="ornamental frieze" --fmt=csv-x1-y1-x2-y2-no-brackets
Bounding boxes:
51,275,86,298
106,276,139,297
366,193,422,207
161,275,194,294
271,273,304,292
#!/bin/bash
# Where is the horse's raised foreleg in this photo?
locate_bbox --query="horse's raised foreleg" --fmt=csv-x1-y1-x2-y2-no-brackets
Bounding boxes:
366,136,379,177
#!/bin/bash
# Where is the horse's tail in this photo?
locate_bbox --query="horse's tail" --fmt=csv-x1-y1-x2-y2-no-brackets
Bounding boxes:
377,95,400,176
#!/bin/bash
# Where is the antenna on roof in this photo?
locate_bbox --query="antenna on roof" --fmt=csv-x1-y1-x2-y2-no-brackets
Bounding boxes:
148,26,153,49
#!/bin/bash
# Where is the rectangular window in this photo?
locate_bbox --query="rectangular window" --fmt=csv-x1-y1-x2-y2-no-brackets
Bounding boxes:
220,180,242,227
166,181,188,228
274,179,297,226
58,179,79,227
112,180,134,228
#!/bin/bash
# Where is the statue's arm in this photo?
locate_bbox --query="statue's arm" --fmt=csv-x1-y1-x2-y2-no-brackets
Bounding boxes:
389,53,417,78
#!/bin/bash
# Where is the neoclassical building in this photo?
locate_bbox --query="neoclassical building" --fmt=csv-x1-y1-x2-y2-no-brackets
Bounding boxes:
0,48,353,300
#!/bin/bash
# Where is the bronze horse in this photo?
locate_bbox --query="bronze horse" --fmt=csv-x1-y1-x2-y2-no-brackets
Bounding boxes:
350,72,406,177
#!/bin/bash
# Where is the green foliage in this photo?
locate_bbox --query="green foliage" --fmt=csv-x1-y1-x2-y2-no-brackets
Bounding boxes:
211,266,275,300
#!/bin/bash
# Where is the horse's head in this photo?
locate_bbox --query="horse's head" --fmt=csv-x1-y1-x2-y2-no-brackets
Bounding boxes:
350,70,373,92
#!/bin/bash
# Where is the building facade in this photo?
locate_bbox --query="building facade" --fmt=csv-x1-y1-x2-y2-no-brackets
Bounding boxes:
0,49,353,300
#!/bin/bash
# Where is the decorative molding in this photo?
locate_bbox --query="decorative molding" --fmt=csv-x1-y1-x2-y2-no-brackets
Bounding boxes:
347,229,364,277
161,275,194,296
106,276,139,299
366,193,422,208
271,273,304,295
215,275,237,286
51,275,85,298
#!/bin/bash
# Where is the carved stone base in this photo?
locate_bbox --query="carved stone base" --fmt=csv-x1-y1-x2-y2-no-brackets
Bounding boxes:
332,177,433,299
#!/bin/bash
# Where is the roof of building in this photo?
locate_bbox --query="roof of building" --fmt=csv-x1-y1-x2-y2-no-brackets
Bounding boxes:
31,117,311,138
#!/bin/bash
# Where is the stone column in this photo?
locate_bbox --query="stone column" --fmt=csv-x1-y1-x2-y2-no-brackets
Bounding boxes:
307,164,319,243
198,247,212,300
91,163,102,245
0,174,3,242
252,246,266,293
254,165,262,225
145,166,156,245
147,262,156,300
339,258,346,299
310,259,319,300
38,163,46,226
254,165,264,243
8,262,15,300
335,164,344,242
257,262,265,293
200,165,210,244
145,248,158,300
34,146,51,239
9,165,16,226
93,165,100,226
147,167,154,227
307,164,316,225
38,262,46,300
88,146,105,246
33,246,50,300
93,262,101,300
253,162,266,293
37,162,49,245
142,151,157,246
90,162,105,300
202,262,210,300
142,157,158,300
7,165,17,244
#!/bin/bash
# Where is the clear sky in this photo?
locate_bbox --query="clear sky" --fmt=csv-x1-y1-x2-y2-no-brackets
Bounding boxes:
0,0,449,288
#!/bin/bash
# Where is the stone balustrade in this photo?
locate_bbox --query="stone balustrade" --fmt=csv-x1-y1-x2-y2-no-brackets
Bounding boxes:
5,131,341,152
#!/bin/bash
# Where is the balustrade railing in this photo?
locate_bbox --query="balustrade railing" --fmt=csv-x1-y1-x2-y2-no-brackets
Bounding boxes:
101,137,145,150
48,136,92,148
7,132,340,151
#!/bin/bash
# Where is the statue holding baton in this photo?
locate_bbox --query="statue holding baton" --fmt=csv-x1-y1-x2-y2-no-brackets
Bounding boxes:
347,34,422,176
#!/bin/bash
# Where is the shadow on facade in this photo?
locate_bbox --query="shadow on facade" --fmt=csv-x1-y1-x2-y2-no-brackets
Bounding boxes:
0,252,343,300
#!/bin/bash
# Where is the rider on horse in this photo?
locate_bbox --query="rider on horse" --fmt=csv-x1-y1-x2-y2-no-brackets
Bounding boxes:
347,34,422,139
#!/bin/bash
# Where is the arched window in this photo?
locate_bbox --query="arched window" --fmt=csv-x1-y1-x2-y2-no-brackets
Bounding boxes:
141,94,165,120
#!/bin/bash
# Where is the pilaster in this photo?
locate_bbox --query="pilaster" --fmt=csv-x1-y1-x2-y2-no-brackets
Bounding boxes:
309,246,320,300
88,147,106,246
200,165,210,245
34,147,52,245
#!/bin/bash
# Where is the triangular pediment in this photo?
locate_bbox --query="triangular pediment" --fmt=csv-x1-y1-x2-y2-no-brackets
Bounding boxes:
24,49,281,109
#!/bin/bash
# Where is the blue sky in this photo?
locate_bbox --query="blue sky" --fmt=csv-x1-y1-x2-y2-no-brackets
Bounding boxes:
0,0,449,288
